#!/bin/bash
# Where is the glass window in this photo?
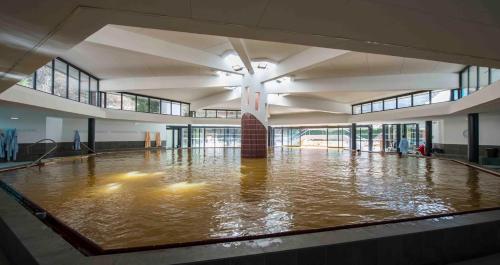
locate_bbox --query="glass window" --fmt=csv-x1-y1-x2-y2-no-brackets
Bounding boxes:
372,101,383,112
53,59,67,97
161,100,171,115
227,110,237,118
397,95,411,108
68,66,79,101
468,66,477,92
479,67,489,89
122,94,136,111
413,92,430,106
106,92,121,109
36,62,53,93
384,98,396,110
172,102,181,116
136,96,149,112
452,89,460,101
361,103,371,113
150,98,160,114
255,92,260,111
492,68,500,84
236,111,242,118
90,78,98,105
80,73,89,104
206,110,217,118
217,110,227,118
181,103,190,117
461,69,468,89
99,92,106,108
431,90,451,103
352,105,361,114
17,74,34,88
196,110,205,118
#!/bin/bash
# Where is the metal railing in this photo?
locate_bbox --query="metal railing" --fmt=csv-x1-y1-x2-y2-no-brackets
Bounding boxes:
80,142,96,154
26,139,58,167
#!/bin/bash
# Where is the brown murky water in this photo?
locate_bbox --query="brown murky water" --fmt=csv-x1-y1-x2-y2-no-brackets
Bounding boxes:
1,148,500,250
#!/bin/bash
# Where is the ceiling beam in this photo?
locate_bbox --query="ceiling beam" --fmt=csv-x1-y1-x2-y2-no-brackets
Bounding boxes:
100,75,242,92
260,48,349,83
190,87,241,111
268,94,351,114
86,26,239,74
228,38,254,74
265,73,458,94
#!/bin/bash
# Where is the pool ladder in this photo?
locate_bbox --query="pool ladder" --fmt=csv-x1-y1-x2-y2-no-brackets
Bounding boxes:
26,138,58,167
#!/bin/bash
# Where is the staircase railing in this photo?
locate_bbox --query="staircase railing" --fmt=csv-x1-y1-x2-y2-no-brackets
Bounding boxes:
26,139,57,167
80,142,96,154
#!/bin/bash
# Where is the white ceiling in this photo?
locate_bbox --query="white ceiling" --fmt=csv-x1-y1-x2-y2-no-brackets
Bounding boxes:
60,24,465,114
63,42,215,79
293,52,464,80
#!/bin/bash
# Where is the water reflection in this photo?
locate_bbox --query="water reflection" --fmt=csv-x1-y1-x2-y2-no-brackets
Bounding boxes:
1,148,500,250
240,158,268,202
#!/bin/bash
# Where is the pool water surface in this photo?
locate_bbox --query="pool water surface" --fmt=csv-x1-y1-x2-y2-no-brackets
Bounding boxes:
1,148,500,251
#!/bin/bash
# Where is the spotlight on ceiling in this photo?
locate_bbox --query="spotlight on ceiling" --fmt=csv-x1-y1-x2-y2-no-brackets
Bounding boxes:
252,58,276,70
223,50,245,72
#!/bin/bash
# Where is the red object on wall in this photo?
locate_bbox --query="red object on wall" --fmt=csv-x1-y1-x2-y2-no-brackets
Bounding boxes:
241,112,267,158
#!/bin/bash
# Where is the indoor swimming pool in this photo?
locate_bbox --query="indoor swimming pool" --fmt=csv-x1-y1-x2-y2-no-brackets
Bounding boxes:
1,148,500,253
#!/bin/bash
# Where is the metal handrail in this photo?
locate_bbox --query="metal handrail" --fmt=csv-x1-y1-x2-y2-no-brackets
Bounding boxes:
80,142,96,154
26,139,58,167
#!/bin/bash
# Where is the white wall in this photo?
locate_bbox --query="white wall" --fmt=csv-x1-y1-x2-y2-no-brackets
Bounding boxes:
433,116,468,145
0,106,46,143
479,112,500,146
433,112,500,146
95,119,166,142
0,104,168,144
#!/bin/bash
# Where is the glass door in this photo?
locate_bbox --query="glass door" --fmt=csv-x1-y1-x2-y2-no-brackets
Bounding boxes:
383,124,399,152
166,127,182,149
402,123,418,153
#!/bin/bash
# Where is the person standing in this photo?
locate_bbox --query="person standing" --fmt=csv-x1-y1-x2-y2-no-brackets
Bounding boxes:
399,135,409,157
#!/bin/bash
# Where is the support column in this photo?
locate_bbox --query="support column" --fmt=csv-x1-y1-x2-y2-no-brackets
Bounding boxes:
241,76,268,158
468,113,479,163
396,124,401,153
268,126,273,147
177,128,182,148
187,124,192,148
368,125,373,152
382,124,386,152
425,121,433,156
415,124,420,148
88,118,95,153
351,123,357,151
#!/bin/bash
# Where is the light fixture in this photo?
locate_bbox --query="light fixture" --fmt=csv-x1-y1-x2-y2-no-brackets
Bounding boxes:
251,58,276,70
223,50,245,72
224,86,236,90
257,62,268,69
10,117,19,120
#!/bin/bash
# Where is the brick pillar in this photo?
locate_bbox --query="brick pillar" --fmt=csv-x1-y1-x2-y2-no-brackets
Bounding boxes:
241,113,267,158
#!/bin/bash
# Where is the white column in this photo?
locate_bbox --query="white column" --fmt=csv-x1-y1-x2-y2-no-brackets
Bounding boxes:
241,74,268,126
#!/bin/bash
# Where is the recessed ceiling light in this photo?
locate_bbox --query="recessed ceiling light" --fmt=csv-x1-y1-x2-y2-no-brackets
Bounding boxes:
232,65,244,71
10,117,19,120
223,51,245,72
257,62,268,69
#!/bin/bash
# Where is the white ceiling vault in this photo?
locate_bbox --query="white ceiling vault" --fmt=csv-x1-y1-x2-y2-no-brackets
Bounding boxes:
62,24,462,115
